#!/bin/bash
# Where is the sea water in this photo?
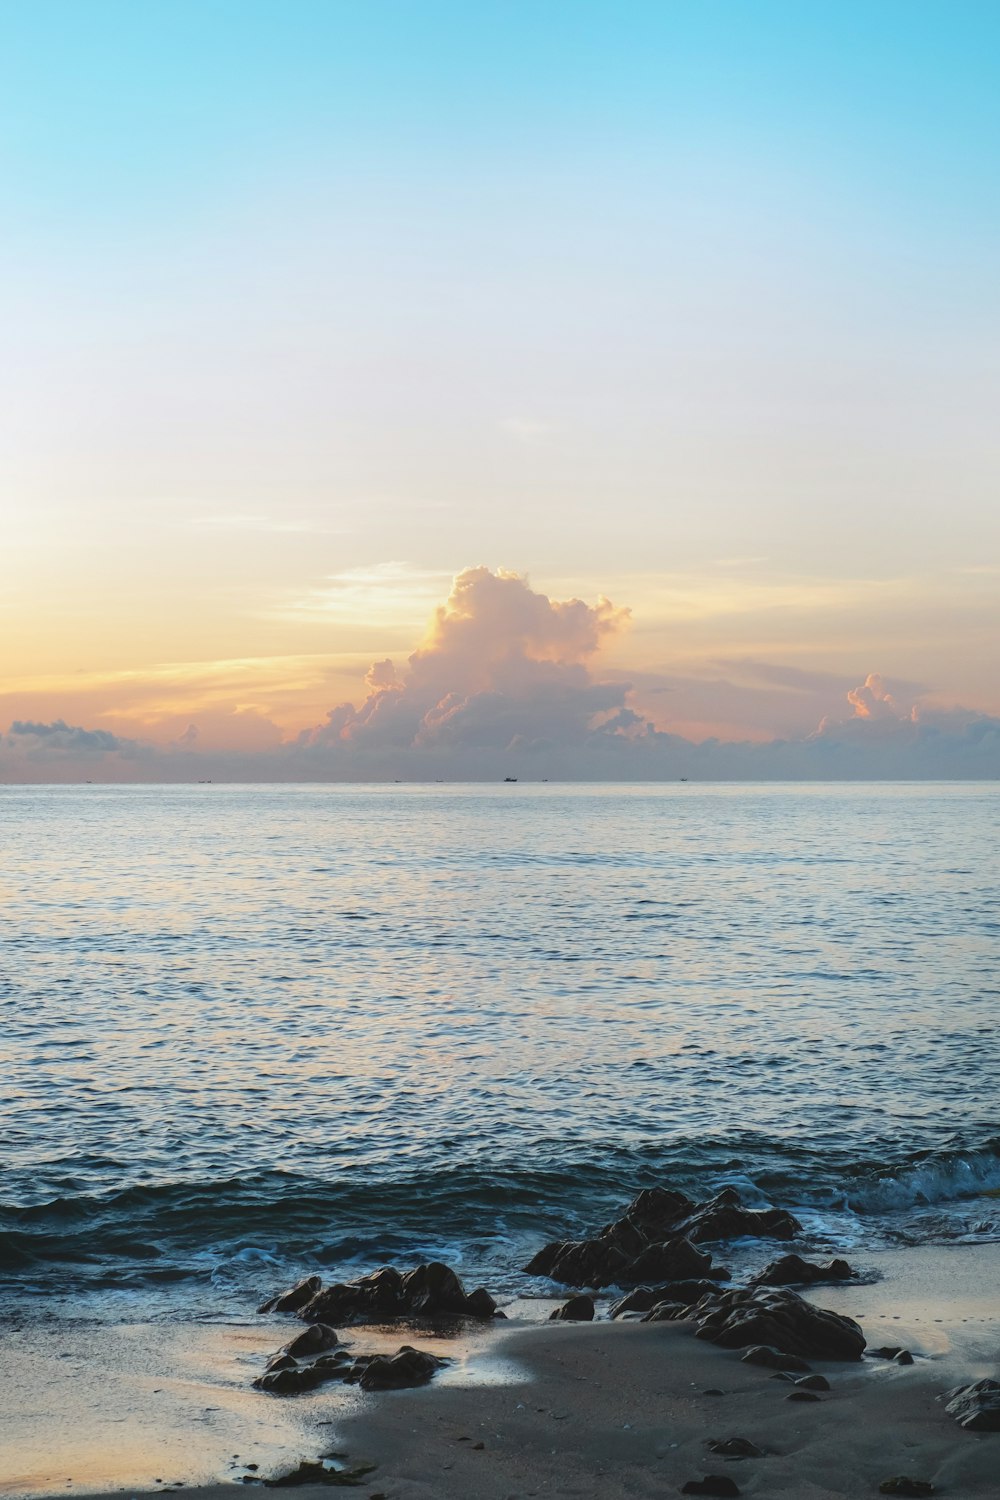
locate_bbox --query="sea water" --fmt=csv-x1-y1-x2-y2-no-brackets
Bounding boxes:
2,782,999,1320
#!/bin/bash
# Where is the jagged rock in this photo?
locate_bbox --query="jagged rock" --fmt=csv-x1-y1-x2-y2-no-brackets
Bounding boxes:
706,1438,764,1458
263,1458,377,1488
879,1481,934,1497
282,1324,339,1358
524,1184,805,1287
641,1301,693,1323
258,1276,323,1315
676,1189,801,1244
894,1349,914,1366
795,1374,830,1391
680,1477,741,1497
741,1345,812,1373
943,1377,1000,1431
750,1254,854,1287
610,1280,723,1317
263,1262,496,1325
549,1295,595,1322
694,1288,865,1360
345,1345,447,1391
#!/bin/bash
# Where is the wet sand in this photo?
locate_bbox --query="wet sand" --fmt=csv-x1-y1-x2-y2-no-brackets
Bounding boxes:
2,1244,998,1499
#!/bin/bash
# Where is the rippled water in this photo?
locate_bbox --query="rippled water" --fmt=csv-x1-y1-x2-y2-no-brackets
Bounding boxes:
2,783,999,1318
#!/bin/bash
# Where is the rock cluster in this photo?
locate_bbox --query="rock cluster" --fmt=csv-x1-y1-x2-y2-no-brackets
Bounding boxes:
943,1377,1000,1431
260,1261,498,1326
254,1340,447,1395
691,1286,866,1359
609,1280,723,1318
524,1186,800,1289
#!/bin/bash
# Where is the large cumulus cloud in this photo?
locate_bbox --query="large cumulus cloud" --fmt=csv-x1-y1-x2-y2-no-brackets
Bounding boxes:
2,569,998,781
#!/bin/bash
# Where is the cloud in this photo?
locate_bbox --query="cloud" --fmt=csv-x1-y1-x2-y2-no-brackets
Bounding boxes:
2,570,998,781
295,566,633,755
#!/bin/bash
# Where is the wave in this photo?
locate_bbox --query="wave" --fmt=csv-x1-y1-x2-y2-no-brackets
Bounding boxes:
4,1138,1000,1290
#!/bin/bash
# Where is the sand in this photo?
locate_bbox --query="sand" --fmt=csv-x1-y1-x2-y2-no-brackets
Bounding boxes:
2,1244,997,1499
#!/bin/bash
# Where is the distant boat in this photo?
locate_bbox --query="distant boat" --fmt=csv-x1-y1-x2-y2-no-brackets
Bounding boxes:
504,777,518,783
680,777,688,782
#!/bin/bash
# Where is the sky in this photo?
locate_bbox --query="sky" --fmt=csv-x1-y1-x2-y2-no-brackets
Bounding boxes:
1,1,998,779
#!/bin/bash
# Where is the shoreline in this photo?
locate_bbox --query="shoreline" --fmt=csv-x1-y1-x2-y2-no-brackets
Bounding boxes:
2,1244,998,1499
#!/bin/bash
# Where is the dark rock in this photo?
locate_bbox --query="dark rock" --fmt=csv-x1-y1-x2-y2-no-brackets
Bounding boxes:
943,1377,1000,1431
346,1345,447,1392
795,1374,830,1392
257,1276,323,1315
771,1372,796,1382
680,1477,741,1497
609,1280,722,1317
706,1438,764,1458
263,1459,377,1488
879,1481,934,1497
872,1346,903,1359
263,1353,297,1373
641,1301,693,1323
702,1388,726,1396
676,1189,801,1244
282,1324,339,1358
287,1262,495,1325
549,1295,595,1322
750,1254,854,1287
894,1349,914,1366
786,1390,821,1402
741,1345,811,1373
626,1237,718,1284
694,1288,865,1360
253,1366,324,1395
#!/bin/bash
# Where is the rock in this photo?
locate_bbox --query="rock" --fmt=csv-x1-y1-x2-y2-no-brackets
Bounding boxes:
741,1345,812,1373
609,1280,722,1317
549,1295,595,1322
253,1366,325,1395
786,1390,821,1402
693,1288,865,1360
264,1353,298,1373
676,1189,801,1244
257,1276,323,1315
626,1237,719,1284
771,1372,796,1382
346,1345,447,1392
706,1438,764,1458
282,1324,339,1358
894,1349,914,1365
879,1481,935,1497
943,1377,1000,1431
279,1262,496,1325
750,1254,854,1287
795,1374,830,1391
641,1301,693,1323
262,1458,377,1488
680,1478,741,1497
872,1346,903,1359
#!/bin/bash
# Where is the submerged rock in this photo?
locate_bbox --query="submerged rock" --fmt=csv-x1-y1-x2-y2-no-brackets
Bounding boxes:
943,1377,1000,1431
549,1294,595,1321
879,1481,935,1497
750,1254,854,1287
795,1374,830,1391
706,1438,764,1458
680,1477,741,1497
694,1288,865,1360
741,1344,811,1373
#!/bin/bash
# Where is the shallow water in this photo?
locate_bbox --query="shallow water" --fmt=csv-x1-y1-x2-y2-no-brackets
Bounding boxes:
2,782,999,1318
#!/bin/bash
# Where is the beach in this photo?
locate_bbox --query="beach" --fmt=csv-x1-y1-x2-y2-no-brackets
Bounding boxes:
2,1243,998,1498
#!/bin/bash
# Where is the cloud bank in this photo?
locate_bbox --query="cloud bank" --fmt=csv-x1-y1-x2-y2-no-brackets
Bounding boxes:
2,569,998,781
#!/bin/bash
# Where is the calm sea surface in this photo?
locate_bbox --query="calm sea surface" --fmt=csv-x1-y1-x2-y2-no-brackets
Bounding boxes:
2,783,999,1320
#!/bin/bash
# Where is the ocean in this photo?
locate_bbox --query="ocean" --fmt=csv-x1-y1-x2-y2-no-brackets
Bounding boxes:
2,782,999,1323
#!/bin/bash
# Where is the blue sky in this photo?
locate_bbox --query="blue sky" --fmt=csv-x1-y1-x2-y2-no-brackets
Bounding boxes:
1,1,998,772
